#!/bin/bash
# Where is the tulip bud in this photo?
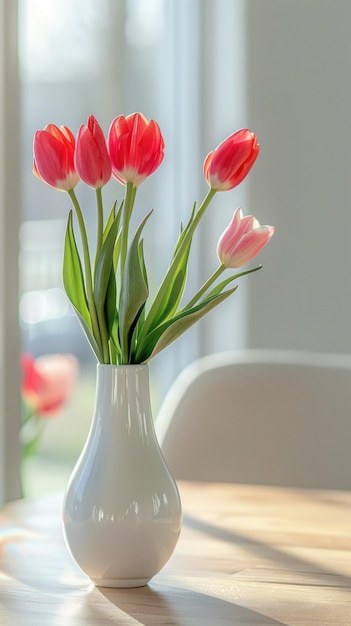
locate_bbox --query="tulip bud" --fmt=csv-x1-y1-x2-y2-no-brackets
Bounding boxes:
108,112,164,187
33,124,79,191
217,208,274,268
204,128,259,191
75,115,112,189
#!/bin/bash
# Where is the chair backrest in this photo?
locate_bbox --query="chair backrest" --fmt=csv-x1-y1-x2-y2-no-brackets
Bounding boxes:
156,350,351,489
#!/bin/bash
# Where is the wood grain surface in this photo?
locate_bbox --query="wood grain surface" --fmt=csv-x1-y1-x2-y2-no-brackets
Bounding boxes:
0,481,350,625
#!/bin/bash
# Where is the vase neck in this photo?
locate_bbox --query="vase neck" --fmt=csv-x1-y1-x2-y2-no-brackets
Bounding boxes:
95,364,155,440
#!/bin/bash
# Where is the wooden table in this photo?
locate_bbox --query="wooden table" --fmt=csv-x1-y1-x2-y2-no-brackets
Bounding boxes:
0,481,350,625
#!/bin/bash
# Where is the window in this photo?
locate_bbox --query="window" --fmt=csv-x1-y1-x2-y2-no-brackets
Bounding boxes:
18,0,209,497
1,0,249,501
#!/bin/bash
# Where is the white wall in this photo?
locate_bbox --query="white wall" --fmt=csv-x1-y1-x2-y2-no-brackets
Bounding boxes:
245,0,351,354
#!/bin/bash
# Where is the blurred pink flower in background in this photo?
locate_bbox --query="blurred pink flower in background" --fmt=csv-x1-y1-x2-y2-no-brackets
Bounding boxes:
21,353,79,417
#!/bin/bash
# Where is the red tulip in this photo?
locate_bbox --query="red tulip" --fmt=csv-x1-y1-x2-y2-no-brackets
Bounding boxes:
217,208,274,268
203,128,259,191
107,112,165,187
75,115,112,188
21,353,78,416
33,124,79,191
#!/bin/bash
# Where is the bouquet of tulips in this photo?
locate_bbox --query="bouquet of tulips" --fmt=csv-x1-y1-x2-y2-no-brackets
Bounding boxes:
33,113,274,365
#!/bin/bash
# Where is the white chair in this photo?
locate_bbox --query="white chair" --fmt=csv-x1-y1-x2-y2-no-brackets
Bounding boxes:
156,350,351,489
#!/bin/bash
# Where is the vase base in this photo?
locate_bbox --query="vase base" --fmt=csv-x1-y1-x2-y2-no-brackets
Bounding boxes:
91,577,150,589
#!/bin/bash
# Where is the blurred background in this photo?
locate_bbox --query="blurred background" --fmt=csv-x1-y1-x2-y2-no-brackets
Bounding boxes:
3,0,351,497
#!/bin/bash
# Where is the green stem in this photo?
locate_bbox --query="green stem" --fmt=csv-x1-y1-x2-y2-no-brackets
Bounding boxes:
97,308,111,364
184,264,225,310
140,187,217,339
186,188,217,240
68,189,103,359
93,187,111,363
95,187,104,267
120,182,136,285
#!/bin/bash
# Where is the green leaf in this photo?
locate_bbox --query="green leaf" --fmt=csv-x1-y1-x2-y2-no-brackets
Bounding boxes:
103,199,123,241
110,310,121,359
171,201,197,259
148,240,191,330
200,265,262,302
63,211,91,329
129,241,149,360
104,265,117,338
137,224,192,347
71,303,104,362
118,212,151,362
138,239,149,288
94,213,119,316
113,230,122,272
136,194,211,346
135,287,237,363
103,200,117,241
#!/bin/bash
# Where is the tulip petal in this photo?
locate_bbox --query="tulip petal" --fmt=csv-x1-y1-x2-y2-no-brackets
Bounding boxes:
226,226,275,268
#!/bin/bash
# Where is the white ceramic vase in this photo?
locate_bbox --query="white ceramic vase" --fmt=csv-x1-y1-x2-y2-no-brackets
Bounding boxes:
62,364,182,588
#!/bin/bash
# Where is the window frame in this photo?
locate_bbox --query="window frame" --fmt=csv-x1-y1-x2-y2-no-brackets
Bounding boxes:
0,0,22,504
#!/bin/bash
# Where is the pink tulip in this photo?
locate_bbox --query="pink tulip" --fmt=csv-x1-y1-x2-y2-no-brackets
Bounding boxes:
33,124,79,191
217,208,274,268
21,353,78,416
107,112,165,187
74,115,112,188
203,128,259,191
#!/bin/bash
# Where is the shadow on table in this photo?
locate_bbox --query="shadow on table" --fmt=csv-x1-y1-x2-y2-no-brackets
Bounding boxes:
97,584,287,626
183,513,351,589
